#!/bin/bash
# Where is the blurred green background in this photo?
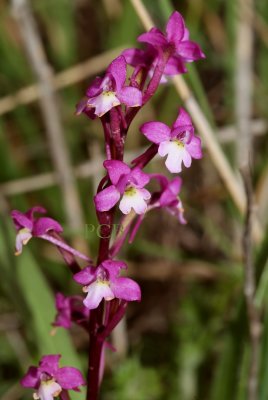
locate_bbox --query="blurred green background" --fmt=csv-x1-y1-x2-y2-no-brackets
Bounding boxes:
1,0,268,399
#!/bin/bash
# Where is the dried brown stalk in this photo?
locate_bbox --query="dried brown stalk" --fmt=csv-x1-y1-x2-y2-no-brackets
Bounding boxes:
241,168,261,400
235,0,262,398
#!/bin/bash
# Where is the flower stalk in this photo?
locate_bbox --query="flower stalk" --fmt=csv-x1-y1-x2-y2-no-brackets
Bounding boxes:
13,11,205,400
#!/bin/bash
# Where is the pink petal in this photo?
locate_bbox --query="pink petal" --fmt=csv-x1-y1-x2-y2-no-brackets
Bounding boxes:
159,177,182,207
160,189,177,207
158,140,171,157
101,260,127,279
86,76,103,97
177,199,187,224
119,188,149,215
138,28,168,47
53,293,72,329
182,150,192,168
117,86,142,108
55,292,67,309
160,142,185,173
183,27,190,41
94,185,120,212
11,210,33,230
56,367,85,390
170,128,193,143
26,206,46,220
165,154,183,173
111,277,141,302
39,355,60,375
15,229,32,255
164,55,187,75
140,122,171,144
76,98,88,115
149,173,169,188
20,366,39,388
122,48,148,67
166,11,185,44
88,92,120,117
107,56,126,91
73,266,96,286
119,195,132,214
186,135,202,159
177,40,205,62
36,380,62,400
33,217,63,236
130,167,150,187
173,108,193,130
169,177,182,195
104,160,130,185
83,281,114,309
53,312,71,330
139,188,151,200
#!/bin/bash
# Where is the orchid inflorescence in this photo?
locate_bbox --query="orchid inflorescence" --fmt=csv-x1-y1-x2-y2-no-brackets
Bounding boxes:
12,12,204,400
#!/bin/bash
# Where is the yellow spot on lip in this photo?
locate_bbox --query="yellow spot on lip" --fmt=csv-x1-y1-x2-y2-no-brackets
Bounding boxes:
83,280,110,293
124,187,137,197
173,139,184,148
96,279,110,286
103,91,115,97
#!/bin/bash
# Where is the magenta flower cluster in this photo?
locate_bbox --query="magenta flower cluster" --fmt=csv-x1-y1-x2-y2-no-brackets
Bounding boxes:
12,11,204,400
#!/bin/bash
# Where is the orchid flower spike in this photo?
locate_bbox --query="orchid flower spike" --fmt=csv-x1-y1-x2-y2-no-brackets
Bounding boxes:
140,108,202,173
73,260,141,310
94,160,151,215
11,206,62,255
21,354,85,400
138,11,205,70
76,55,142,117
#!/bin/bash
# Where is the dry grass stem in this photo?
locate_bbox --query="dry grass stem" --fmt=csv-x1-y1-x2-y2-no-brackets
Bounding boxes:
236,1,261,398
235,0,254,169
241,169,262,400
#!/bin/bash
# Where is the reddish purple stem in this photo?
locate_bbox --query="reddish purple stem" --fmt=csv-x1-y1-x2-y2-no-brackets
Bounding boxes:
85,41,170,400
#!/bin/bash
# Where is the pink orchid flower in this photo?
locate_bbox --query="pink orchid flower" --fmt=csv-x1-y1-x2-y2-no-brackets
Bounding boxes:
76,55,142,117
11,206,62,255
140,108,202,173
73,260,141,310
122,45,186,83
21,354,85,400
94,160,151,215
53,293,89,330
152,174,186,224
138,11,205,67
